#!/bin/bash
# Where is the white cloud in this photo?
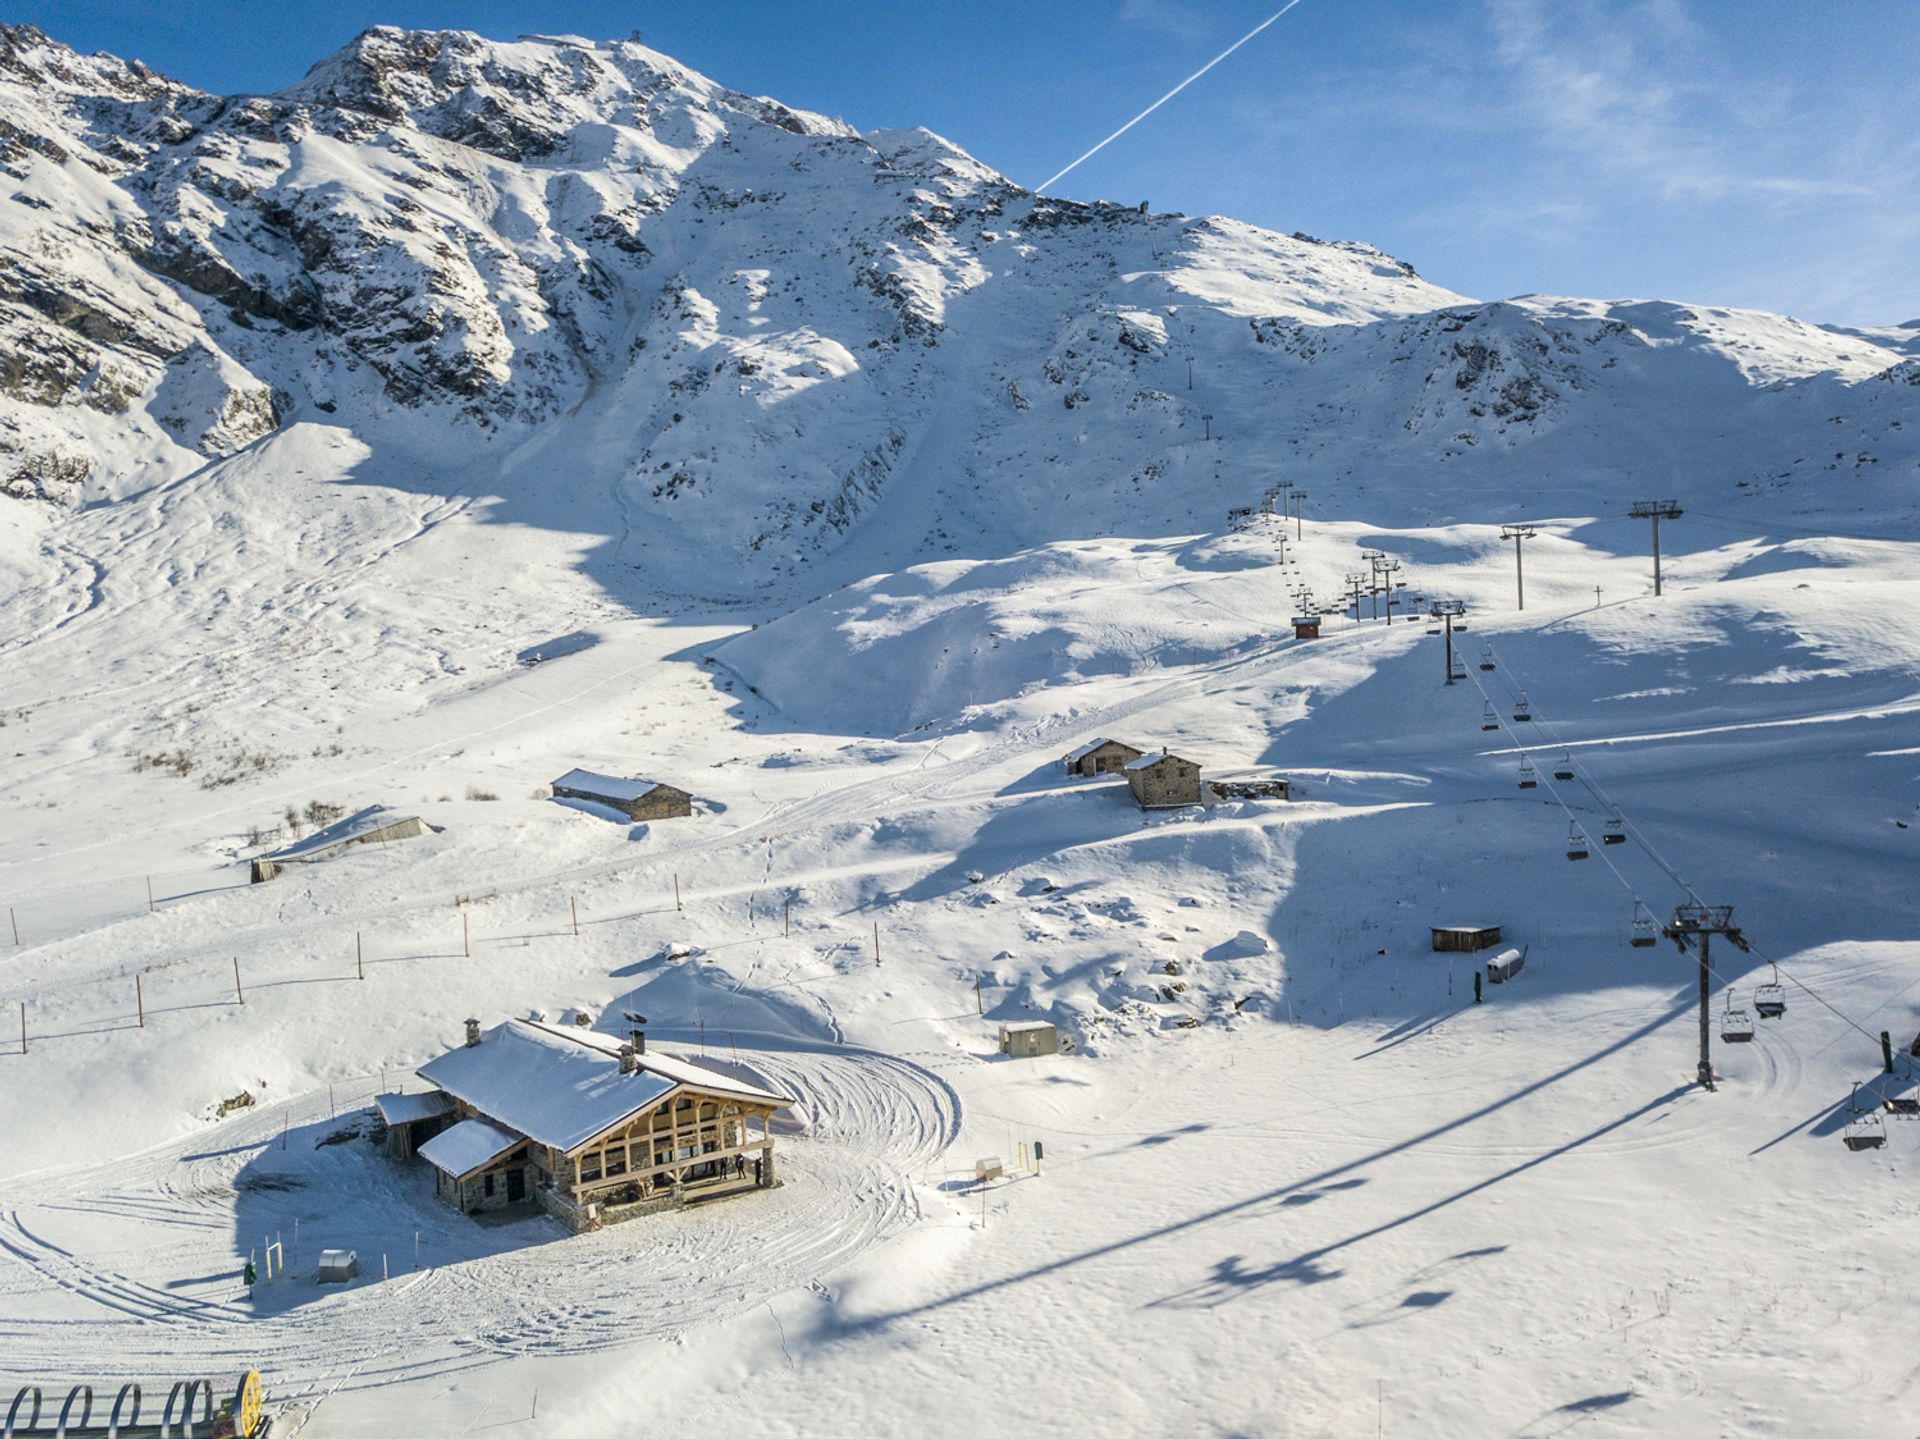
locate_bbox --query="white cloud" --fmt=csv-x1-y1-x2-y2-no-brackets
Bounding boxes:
1116,0,1214,42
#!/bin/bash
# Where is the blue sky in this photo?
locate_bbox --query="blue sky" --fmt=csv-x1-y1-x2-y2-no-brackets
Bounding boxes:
22,1,1919,326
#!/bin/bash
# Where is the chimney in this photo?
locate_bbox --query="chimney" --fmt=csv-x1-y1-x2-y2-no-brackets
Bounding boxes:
631,1026,646,1056
464,1017,480,1047
619,1042,638,1075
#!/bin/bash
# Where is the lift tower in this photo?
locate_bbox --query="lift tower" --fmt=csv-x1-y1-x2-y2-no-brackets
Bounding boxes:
1429,600,1467,684
1629,500,1683,597
1665,903,1750,1091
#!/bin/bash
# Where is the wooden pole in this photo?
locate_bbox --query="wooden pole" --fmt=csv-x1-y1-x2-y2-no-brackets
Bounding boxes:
7,906,15,946
233,956,245,1004
356,931,364,980
674,873,681,912
874,921,881,966
136,972,145,1028
18,1001,24,1055
784,897,790,938
146,875,155,913
462,912,470,958
976,974,983,1015
570,897,579,938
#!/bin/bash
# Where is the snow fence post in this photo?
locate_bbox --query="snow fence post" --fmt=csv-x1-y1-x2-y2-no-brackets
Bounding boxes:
1473,972,1482,1005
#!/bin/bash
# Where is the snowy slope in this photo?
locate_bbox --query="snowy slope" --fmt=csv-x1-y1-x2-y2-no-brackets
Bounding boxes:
1,21,1919,1439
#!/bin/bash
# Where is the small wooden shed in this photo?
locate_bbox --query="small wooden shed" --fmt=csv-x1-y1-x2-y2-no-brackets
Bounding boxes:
1063,738,1144,778
1432,924,1502,953
374,1089,457,1160
552,769,693,822
1292,616,1321,640
250,808,429,883
999,1020,1059,1059
1125,749,1204,809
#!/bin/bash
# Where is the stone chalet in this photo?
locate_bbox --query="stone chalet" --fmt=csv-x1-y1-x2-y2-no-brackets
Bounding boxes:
551,769,693,822
1124,749,1204,809
403,1019,790,1231
1062,737,1144,778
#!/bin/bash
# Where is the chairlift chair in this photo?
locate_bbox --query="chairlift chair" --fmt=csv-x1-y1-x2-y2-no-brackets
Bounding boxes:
1720,992,1755,1044
1517,760,1538,790
1843,1084,1887,1151
1453,621,1470,631
1553,751,1575,781
1603,816,1626,845
1565,823,1589,861
1450,657,1467,680
1481,703,1500,732
1478,644,1496,672
1883,1096,1920,1119
1754,963,1787,1019
1512,692,1533,722
1629,905,1658,948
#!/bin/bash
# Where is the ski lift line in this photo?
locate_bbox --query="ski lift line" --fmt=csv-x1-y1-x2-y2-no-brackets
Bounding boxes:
1743,941,1891,1049
1461,628,1899,1090
1474,636,1708,906
1033,0,1313,194
1456,659,1650,907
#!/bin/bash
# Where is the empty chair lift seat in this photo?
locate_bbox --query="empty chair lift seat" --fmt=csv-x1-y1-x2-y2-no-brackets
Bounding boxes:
316,1249,358,1284
999,1021,1059,1059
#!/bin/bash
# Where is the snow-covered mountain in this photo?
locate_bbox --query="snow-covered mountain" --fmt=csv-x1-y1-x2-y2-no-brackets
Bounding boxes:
4,22,1912,599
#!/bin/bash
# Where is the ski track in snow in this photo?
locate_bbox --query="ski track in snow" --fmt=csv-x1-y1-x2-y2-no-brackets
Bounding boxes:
0,1038,959,1393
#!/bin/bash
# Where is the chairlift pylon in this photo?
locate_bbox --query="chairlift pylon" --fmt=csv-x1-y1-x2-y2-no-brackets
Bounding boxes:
1512,691,1533,722
1843,1083,1887,1151
1565,822,1589,861
1629,904,1658,948
1754,963,1786,1019
1517,760,1538,790
1720,991,1755,1044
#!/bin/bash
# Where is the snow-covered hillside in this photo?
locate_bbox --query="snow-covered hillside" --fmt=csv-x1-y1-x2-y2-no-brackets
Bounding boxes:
2,21,1918,1439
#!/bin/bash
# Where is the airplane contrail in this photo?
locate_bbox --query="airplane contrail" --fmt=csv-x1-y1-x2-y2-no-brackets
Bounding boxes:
1035,0,1313,195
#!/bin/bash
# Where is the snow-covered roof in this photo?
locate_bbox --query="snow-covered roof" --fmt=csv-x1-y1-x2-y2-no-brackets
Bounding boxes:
1064,737,1135,763
267,806,424,861
1000,1020,1057,1033
374,1090,455,1126
551,769,674,802
418,1117,524,1178
1124,751,1191,772
416,1019,789,1154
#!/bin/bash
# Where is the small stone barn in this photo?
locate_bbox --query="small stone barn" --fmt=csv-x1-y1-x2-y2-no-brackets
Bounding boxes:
551,769,693,822
1125,749,1204,809
1063,738,1144,778
410,1019,790,1231
250,808,429,883
1432,924,1503,953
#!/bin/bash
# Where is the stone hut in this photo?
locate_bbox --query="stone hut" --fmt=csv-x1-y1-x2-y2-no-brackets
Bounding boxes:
551,769,694,822
1125,749,1204,809
1431,924,1503,953
409,1018,790,1231
1063,737,1144,778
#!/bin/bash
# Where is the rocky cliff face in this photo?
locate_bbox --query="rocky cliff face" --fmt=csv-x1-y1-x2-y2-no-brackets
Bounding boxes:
0,23,1912,583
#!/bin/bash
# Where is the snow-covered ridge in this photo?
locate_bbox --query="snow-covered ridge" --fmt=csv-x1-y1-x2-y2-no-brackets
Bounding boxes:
0,21,1913,601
